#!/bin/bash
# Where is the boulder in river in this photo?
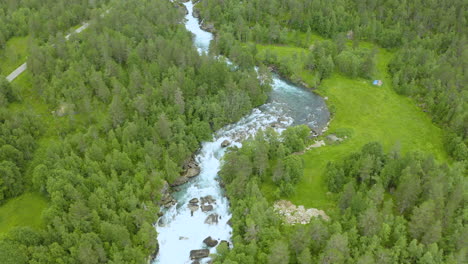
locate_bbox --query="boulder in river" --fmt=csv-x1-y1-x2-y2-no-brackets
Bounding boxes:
227,218,232,227
190,249,209,260
201,204,213,212
189,198,199,204
201,195,216,204
183,158,201,178
205,213,219,225
203,236,218,247
188,204,199,212
221,140,230,147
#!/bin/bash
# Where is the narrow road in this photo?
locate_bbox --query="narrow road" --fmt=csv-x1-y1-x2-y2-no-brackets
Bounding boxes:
4,22,91,83
6,62,27,82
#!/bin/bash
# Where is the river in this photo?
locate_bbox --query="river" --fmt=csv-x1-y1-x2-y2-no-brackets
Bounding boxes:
154,1,330,263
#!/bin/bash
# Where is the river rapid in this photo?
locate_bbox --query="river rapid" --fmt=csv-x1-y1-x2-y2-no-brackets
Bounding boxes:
154,1,330,263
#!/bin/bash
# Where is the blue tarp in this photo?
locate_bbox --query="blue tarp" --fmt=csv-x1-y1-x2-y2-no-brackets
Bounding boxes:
373,80,383,86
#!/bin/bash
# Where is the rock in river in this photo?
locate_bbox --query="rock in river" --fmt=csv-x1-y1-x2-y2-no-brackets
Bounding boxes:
204,213,219,225
201,195,216,204
189,198,199,204
190,249,209,260
201,204,213,212
221,140,230,147
203,236,218,247
188,204,199,212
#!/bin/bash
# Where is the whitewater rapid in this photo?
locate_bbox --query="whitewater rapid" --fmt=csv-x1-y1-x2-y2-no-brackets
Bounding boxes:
154,2,329,263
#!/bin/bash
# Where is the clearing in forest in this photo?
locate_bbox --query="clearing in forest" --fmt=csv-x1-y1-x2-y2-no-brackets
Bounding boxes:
257,43,447,210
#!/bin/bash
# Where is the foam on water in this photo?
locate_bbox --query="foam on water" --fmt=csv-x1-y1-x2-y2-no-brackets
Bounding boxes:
154,2,329,263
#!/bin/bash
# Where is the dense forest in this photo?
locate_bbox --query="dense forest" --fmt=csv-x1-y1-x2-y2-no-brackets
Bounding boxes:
196,0,467,263
0,0,270,262
198,0,467,161
218,138,466,263
0,0,109,46
0,0,466,263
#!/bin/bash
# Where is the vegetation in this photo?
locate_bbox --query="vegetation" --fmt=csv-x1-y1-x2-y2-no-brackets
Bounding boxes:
197,0,467,263
0,0,111,76
0,0,466,263
0,192,47,235
253,44,448,208
0,0,270,262
199,0,468,161
217,141,466,264
0,36,28,75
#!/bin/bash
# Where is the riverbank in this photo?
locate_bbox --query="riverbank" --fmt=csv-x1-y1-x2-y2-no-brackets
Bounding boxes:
254,43,448,210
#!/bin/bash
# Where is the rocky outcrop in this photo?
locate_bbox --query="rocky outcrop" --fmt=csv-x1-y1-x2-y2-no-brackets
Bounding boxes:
183,158,201,178
190,249,209,260
200,22,215,33
326,134,343,143
273,200,329,224
170,176,189,187
203,236,218,247
204,213,219,225
160,181,176,208
221,140,230,147
192,7,200,18
169,159,201,187
185,167,201,178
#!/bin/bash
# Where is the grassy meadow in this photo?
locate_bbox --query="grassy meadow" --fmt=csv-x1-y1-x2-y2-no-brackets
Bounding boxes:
0,36,28,76
256,41,447,211
0,192,48,236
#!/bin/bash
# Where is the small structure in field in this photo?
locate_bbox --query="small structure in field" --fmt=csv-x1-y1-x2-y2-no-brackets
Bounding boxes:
373,80,383,86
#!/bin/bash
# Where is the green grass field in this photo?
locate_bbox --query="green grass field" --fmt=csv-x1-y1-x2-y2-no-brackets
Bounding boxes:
0,36,28,76
0,192,48,236
256,43,448,211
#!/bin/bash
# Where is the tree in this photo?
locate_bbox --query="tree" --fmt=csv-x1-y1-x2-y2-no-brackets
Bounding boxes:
0,241,28,264
317,55,334,80
156,113,172,142
320,233,349,264
395,168,421,214
335,50,360,78
409,200,441,244
358,204,381,236
267,240,289,264
284,155,303,184
0,160,23,201
0,78,15,104
297,248,312,264
109,95,126,128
